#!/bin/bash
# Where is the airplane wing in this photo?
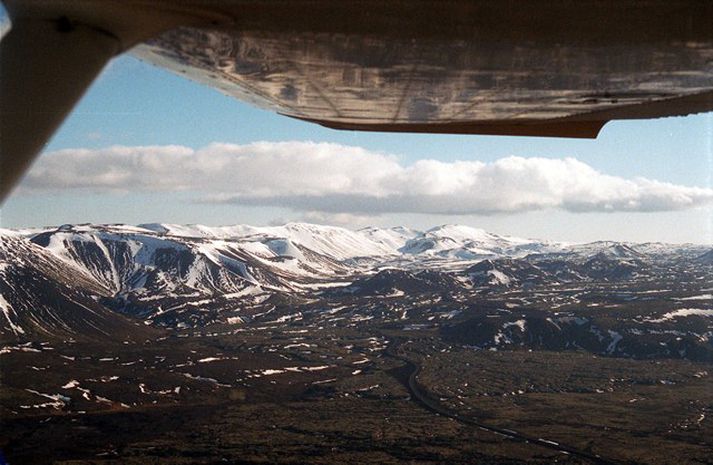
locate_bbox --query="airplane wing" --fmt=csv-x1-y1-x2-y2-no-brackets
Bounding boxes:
2,0,713,200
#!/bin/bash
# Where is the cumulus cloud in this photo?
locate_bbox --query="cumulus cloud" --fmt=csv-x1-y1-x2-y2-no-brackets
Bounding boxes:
21,141,713,215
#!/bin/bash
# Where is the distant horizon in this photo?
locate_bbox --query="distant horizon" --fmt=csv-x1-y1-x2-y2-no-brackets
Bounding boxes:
4,220,713,246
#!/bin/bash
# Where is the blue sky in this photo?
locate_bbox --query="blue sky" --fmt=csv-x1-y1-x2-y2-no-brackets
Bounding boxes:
2,44,712,243
40,56,713,186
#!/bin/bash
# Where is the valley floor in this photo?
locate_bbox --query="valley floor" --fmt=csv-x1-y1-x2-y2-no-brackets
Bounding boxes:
2,223,712,463
2,319,711,464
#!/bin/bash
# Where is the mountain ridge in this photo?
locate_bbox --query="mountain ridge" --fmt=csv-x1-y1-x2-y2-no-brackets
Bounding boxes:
1,222,711,335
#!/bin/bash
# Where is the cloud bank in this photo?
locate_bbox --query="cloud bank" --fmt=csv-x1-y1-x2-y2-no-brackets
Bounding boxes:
22,141,713,215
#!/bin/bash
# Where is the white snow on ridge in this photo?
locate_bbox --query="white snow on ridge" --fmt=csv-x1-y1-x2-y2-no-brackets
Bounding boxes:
426,225,507,243
140,222,399,259
503,319,526,331
398,224,558,260
135,222,561,263
488,270,512,286
648,308,713,323
675,294,713,301
0,228,24,237
26,222,699,274
6,221,708,316
139,223,260,238
0,293,25,335
266,223,396,260
358,226,420,250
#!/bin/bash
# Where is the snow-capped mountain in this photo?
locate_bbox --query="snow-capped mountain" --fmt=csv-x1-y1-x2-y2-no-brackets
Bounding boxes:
357,226,421,251
25,224,361,327
140,222,402,260
399,224,553,259
0,233,153,341
1,222,709,332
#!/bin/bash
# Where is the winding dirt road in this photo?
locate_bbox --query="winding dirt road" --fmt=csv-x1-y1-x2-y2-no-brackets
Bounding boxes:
385,344,626,465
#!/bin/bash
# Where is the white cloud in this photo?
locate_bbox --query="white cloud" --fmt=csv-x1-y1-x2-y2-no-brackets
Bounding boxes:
21,141,713,215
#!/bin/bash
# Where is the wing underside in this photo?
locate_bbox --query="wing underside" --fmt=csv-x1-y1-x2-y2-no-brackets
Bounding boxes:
131,1,713,138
